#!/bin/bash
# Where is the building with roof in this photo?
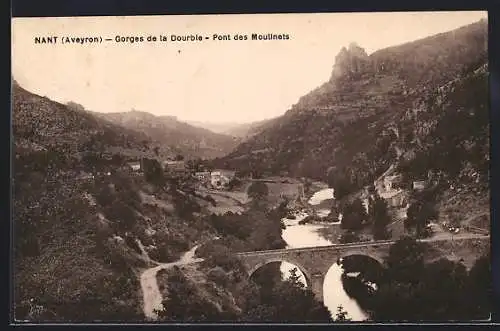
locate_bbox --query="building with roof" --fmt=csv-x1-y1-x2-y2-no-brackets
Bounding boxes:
162,160,188,176
412,180,427,191
210,169,236,189
379,189,408,208
195,171,211,183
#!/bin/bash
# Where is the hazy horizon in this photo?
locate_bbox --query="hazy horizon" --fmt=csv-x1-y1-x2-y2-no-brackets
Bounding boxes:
12,11,487,124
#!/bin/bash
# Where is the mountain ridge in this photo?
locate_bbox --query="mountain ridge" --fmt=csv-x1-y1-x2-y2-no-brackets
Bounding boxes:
93,110,241,159
216,19,488,190
12,83,173,160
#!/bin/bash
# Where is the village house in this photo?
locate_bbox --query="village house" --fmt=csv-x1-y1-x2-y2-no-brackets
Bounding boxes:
374,170,400,191
162,160,189,176
126,161,142,172
163,160,187,175
383,174,403,191
380,189,408,208
412,180,427,191
210,171,223,187
210,169,236,188
372,168,408,209
194,171,211,183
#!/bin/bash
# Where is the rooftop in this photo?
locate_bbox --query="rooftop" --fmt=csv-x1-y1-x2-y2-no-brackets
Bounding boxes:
379,189,405,200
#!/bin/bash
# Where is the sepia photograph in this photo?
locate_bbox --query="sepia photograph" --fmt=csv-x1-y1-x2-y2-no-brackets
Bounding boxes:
11,11,491,323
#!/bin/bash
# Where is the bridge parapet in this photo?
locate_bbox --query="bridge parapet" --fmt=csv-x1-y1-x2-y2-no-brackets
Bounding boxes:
235,235,489,303
235,240,395,257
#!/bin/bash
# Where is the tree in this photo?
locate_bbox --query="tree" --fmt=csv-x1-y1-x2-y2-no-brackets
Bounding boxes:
385,236,425,284
369,194,391,240
465,254,491,319
373,257,474,321
186,158,204,172
370,280,420,321
247,182,269,202
405,199,437,238
303,179,312,195
334,305,351,322
417,259,469,320
339,231,360,244
104,200,137,232
157,268,223,322
174,154,185,161
226,177,242,191
142,158,166,187
110,154,125,166
341,198,368,231
328,174,353,201
250,267,332,323
81,152,104,173
95,185,115,207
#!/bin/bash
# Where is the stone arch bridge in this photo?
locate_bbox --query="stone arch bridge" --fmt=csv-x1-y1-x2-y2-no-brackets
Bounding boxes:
235,235,490,302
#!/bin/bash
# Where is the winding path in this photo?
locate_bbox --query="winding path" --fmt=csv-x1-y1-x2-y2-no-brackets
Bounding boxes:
140,245,204,320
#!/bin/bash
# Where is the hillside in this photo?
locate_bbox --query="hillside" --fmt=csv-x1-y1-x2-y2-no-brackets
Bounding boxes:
185,120,242,134
12,82,172,160
223,117,280,141
186,117,277,141
93,111,240,159
12,83,223,321
218,19,488,190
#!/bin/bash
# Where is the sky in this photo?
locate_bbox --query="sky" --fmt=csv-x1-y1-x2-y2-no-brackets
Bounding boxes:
12,11,487,124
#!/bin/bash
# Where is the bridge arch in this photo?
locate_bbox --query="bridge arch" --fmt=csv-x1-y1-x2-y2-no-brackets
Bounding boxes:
247,258,312,288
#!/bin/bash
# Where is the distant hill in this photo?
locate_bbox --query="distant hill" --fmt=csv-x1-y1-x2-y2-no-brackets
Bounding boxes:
222,117,280,140
12,83,172,159
184,120,243,134
187,117,278,140
94,111,240,159
217,19,489,192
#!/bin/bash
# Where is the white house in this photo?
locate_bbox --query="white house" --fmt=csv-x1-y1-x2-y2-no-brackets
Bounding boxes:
210,171,224,187
412,180,427,191
383,174,402,191
127,161,142,172
210,169,236,188
380,189,408,208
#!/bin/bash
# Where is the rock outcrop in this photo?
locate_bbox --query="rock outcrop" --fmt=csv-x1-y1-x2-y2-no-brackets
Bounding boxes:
331,42,372,80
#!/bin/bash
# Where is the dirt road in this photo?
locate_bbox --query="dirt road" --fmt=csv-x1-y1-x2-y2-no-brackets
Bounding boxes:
140,245,204,320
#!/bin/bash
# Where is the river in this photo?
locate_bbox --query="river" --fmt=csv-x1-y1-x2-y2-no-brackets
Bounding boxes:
280,188,369,321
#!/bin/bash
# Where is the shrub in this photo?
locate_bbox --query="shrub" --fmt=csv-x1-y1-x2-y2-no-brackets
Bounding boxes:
207,266,229,286
247,182,269,201
339,231,360,244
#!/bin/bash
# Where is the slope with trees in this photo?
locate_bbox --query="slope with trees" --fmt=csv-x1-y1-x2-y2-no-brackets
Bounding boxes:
12,83,171,159
93,110,240,159
12,85,225,321
217,20,488,208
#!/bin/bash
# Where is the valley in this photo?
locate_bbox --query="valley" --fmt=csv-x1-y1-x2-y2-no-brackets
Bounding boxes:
12,16,491,323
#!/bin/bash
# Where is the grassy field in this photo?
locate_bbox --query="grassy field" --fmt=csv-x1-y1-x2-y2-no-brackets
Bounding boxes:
438,186,490,228
424,237,490,270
